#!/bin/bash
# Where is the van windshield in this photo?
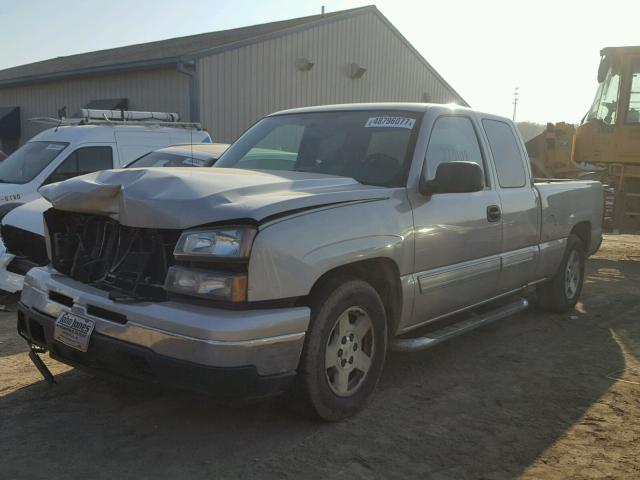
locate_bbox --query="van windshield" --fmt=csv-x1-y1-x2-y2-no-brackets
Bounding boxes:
0,141,69,184
215,111,421,187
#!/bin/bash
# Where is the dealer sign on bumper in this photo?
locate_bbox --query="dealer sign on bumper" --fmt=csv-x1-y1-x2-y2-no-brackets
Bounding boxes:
53,312,95,352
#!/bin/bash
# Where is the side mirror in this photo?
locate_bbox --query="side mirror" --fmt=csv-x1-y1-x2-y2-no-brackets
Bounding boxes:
419,161,484,195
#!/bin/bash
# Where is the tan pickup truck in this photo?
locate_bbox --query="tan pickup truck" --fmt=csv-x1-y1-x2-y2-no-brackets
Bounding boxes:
18,103,602,420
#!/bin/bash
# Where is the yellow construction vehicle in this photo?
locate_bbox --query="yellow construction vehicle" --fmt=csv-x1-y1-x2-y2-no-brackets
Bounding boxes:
527,122,580,178
527,46,640,230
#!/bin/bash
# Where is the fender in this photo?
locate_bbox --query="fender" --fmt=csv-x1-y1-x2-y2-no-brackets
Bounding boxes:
247,194,413,302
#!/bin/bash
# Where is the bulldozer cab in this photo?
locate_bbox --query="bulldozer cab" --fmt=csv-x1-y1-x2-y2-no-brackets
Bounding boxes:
575,47,640,166
528,46,640,229
575,46,640,228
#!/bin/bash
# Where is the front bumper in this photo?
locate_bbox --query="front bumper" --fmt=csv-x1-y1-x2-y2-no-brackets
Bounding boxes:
18,304,296,398
19,267,310,397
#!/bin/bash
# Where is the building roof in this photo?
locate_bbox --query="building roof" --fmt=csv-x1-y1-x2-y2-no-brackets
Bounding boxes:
0,7,371,86
0,5,467,105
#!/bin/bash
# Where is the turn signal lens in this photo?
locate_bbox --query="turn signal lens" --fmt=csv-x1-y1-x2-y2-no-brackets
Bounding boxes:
164,266,247,302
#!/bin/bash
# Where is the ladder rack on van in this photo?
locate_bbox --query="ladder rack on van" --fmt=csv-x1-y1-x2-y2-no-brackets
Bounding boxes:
29,109,202,129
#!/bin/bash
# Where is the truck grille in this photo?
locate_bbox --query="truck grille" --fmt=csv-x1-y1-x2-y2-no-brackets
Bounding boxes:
44,209,181,301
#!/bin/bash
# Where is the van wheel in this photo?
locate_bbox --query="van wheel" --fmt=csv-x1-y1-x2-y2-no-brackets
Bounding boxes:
287,277,387,421
537,234,585,313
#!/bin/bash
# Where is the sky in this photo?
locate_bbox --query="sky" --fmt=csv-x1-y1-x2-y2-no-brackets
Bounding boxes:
1,0,639,124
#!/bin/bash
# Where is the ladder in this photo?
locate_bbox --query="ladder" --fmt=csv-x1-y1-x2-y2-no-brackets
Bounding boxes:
29,109,202,130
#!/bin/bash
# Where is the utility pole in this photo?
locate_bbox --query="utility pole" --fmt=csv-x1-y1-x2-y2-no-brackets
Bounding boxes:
512,87,519,121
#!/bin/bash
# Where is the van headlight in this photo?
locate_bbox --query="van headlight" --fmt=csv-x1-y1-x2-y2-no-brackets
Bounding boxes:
164,266,247,302
173,226,256,259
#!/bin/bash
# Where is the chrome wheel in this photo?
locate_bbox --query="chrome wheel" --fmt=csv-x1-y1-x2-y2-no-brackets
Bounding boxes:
324,306,375,397
564,250,581,299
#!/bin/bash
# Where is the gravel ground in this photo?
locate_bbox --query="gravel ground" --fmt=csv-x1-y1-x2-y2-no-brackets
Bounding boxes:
1,234,639,479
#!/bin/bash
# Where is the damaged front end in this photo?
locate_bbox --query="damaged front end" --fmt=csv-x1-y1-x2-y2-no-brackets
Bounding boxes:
44,209,180,302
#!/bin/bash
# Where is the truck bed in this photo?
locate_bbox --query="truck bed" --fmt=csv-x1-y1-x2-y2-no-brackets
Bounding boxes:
534,179,604,255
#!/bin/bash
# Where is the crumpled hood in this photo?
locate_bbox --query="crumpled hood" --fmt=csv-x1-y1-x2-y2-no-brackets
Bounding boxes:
39,167,389,229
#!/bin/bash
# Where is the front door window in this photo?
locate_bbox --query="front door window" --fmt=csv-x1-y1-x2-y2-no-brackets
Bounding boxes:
588,66,621,125
43,146,113,185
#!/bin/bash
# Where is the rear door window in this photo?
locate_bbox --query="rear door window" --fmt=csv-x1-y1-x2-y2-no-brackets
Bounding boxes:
43,146,113,185
482,119,527,188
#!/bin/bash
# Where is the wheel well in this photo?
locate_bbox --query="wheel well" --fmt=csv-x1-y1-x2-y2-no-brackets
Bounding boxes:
571,221,591,250
307,258,403,334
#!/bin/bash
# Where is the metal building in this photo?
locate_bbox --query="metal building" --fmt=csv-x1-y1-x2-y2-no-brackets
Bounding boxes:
0,5,466,150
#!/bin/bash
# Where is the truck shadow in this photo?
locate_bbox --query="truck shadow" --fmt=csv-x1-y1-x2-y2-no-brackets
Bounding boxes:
1,256,638,479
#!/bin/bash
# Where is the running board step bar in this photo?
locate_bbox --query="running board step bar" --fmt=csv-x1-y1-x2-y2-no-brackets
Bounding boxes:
390,297,529,353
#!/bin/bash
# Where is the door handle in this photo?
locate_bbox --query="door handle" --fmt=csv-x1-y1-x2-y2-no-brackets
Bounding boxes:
487,205,501,222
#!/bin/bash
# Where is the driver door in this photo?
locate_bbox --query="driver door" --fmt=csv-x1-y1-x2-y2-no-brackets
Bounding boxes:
409,115,502,326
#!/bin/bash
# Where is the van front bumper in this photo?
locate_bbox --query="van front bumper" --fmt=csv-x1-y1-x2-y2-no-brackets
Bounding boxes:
18,267,310,398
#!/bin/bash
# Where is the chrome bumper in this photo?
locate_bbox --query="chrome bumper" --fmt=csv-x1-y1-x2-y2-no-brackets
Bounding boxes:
21,267,310,376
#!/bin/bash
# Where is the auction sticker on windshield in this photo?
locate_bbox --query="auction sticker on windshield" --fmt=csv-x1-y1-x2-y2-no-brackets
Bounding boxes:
53,312,95,352
365,116,416,129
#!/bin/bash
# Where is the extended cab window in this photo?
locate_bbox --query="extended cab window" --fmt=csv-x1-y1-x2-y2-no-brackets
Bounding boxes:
44,146,113,185
482,119,526,188
424,116,484,180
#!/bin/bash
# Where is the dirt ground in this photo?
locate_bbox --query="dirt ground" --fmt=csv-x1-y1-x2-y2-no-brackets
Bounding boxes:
1,234,639,479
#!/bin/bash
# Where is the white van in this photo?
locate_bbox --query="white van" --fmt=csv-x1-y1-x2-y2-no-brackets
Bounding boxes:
0,112,211,217
0,142,229,301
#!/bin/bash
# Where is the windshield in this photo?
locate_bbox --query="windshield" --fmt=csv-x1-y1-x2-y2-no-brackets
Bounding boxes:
0,141,69,184
215,111,421,187
127,151,216,168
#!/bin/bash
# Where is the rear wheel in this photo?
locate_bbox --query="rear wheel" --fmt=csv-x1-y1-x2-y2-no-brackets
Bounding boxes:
537,234,585,312
287,277,387,421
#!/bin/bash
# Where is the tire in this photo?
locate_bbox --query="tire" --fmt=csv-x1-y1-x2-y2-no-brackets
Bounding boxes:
287,276,388,421
536,234,586,313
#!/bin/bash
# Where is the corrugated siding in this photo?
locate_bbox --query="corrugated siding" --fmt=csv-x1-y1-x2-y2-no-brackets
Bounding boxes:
0,68,190,142
198,11,462,142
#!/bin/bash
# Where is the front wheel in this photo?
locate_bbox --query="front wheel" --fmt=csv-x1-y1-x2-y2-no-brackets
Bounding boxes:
287,277,388,421
537,234,586,312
